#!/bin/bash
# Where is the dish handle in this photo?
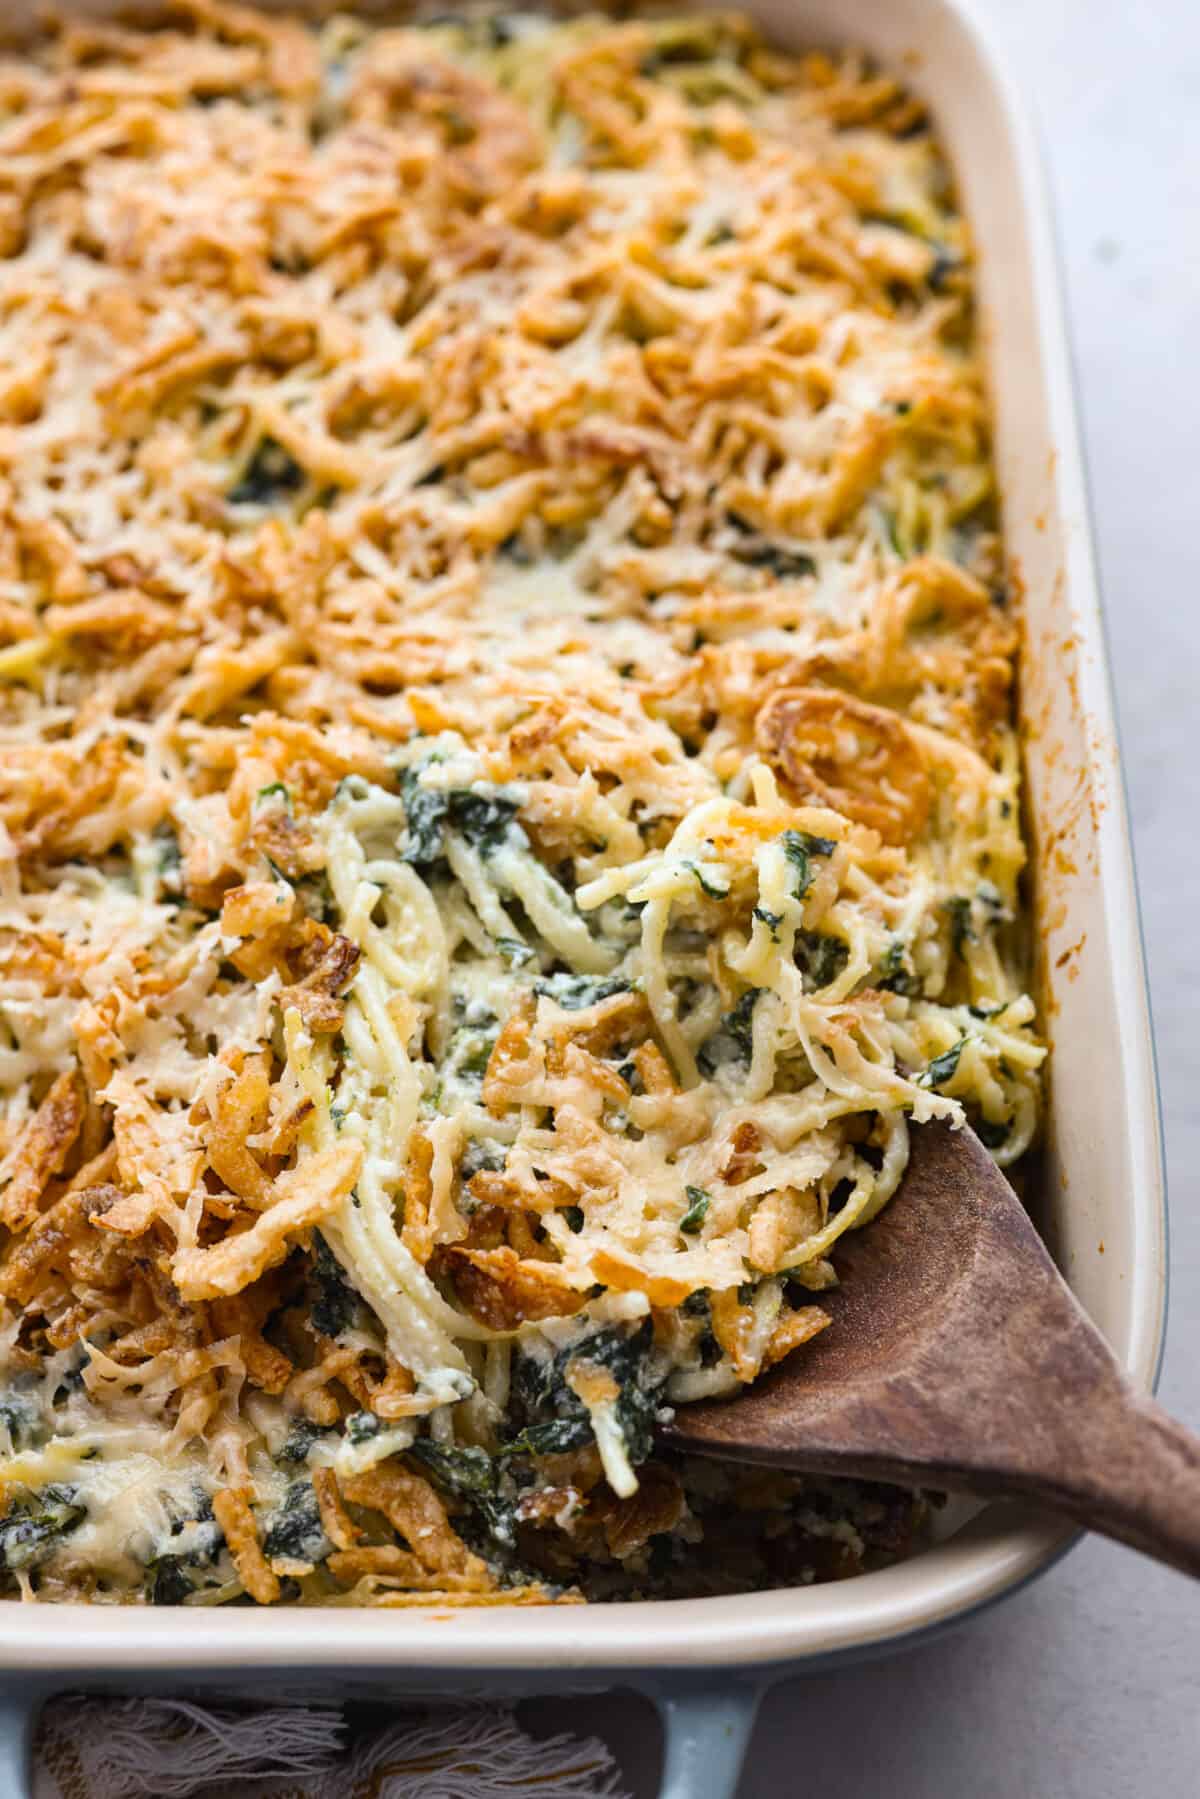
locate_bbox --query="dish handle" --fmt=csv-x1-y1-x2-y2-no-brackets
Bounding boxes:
644,1676,766,1799
0,1684,40,1799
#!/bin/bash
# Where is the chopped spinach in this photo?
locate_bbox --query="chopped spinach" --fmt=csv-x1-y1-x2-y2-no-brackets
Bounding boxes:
974,1117,1010,1150
449,790,523,853
485,13,517,45
725,513,816,579
345,1411,381,1444
928,245,961,292
159,1488,224,1582
503,1323,665,1472
501,1417,593,1458
0,1485,86,1573
944,896,974,958
976,881,1007,923
178,1485,215,1528
294,870,333,922
152,824,184,899
0,1389,42,1452
679,1186,711,1234
736,543,816,579
445,1023,498,1086
498,531,533,565
495,936,536,968
398,769,450,866
399,771,523,867
724,988,761,1060
796,932,849,989
875,504,904,555
310,1232,357,1339
407,1440,517,1551
918,1039,967,1089
278,1418,330,1465
879,938,918,996
145,1556,195,1605
533,972,631,1011
51,1362,86,1406
753,905,783,941
459,1138,507,1181
681,859,730,901
228,438,304,506
780,829,835,900
408,1439,493,1497
261,1481,330,1565
563,1205,585,1233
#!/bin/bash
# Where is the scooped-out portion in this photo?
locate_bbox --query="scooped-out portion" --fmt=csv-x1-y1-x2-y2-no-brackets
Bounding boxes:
0,5,1042,1604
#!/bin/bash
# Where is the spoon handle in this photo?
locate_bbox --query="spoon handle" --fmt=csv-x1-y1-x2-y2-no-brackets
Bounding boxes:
977,1380,1200,1580
854,1365,1200,1580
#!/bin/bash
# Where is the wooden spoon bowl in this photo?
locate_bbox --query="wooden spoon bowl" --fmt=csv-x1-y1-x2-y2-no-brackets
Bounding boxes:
666,1122,1200,1578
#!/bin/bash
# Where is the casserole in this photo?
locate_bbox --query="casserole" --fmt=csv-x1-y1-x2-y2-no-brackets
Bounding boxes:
0,0,1165,1792
0,2,1045,1611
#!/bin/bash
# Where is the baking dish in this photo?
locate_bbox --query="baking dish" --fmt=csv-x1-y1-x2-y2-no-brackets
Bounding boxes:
0,0,1165,1793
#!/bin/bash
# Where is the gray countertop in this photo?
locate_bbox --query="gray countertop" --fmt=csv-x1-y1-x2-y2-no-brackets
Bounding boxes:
532,2,1200,1790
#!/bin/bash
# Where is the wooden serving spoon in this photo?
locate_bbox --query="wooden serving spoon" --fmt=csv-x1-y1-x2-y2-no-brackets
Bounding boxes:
666,1120,1200,1578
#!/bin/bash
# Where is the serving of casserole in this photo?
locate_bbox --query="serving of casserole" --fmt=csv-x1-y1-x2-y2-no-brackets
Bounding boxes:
0,0,1164,1793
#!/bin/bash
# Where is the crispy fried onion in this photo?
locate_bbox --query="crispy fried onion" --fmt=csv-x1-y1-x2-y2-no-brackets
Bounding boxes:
710,1289,831,1383
755,686,931,845
0,1073,84,1232
213,1488,279,1605
172,1142,361,1300
439,1244,585,1330
339,1463,491,1587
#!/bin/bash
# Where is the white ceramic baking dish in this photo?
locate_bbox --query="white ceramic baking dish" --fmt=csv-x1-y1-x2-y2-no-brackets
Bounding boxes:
0,1,1165,1793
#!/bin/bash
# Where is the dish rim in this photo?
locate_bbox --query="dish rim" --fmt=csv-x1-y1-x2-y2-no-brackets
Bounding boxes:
0,0,1166,1674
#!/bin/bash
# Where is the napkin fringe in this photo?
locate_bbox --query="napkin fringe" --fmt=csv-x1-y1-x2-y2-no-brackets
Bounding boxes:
35,1695,631,1799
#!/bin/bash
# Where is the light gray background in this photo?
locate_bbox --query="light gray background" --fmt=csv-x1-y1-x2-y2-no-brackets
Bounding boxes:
531,1,1200,1791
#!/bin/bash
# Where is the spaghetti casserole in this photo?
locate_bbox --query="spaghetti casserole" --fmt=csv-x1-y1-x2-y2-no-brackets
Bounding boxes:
0,5,1044,1605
